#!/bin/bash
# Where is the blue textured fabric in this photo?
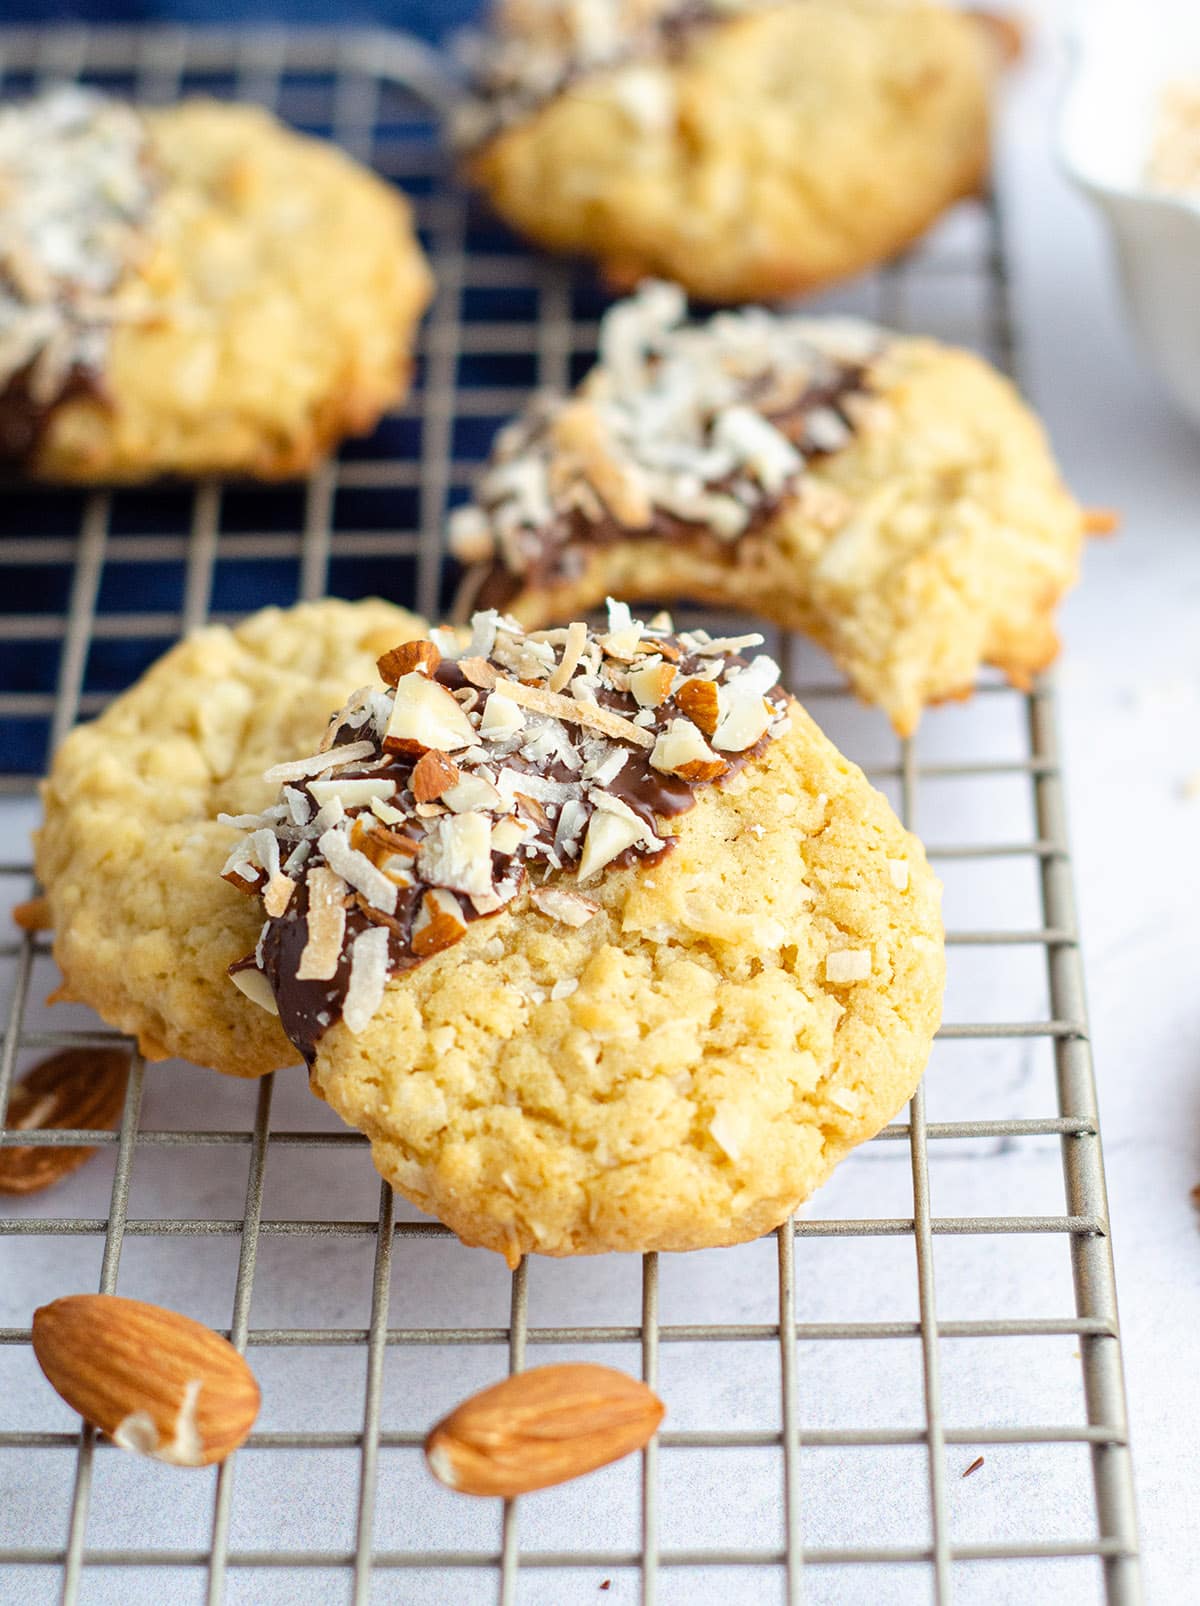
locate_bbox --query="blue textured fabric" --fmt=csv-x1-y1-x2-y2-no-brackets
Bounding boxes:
2,2,477,38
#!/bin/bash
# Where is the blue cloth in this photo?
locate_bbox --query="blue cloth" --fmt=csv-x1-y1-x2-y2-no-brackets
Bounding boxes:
2,2,478,38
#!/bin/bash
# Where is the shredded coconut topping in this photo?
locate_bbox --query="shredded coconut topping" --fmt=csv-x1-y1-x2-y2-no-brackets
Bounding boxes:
223,603,790,1055
453,0,775,147
449,281,883,591
0,87,157,410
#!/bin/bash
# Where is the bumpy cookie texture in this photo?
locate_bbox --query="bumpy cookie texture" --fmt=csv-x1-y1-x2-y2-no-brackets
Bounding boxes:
459,0,994,302
453,283,1085,736
0,88,432,481
34,600,426,1078
236,606,943,1262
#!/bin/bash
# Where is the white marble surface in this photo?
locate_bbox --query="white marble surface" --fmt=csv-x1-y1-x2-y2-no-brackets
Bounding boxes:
1,8,1196,1602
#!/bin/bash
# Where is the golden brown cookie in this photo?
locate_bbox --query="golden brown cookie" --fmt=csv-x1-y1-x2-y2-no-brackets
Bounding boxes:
227,605,944,1262
0,88,432,481
451,283,1084,736
457,0,996,302
35,599,426,1078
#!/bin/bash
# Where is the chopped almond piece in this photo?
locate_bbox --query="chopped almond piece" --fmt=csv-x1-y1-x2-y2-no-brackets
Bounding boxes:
412,749,461,803
412,889,469,957
650,718,727,780
12,896,51,932
222,869,263,897
458,656,499,689
384,672,477,755
1083,507,1120,536
377,639,441,684
676,678,720,736
628,661,675,709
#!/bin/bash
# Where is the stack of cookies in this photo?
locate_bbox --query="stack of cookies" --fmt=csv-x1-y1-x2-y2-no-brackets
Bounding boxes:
10,0,1086,1266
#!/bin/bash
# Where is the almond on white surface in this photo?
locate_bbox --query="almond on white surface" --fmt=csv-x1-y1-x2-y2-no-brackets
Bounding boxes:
31,1294,260,1466
424,1363,664,1498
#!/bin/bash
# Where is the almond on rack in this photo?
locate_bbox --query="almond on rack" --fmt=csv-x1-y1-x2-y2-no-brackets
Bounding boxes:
0,1050,129,1196
32,1294,261,1466
425,1363,664,1497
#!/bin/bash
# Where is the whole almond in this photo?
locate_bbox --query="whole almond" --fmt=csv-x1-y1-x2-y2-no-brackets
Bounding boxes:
425,1363,664,1497
0,1050,129,1196
32,1294,261,1466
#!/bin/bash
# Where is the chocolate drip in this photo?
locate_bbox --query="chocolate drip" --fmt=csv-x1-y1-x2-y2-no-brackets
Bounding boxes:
239,631,788,1062
0,361,102,471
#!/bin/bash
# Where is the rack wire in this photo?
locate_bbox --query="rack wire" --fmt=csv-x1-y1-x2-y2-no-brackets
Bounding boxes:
0,25,1141,1606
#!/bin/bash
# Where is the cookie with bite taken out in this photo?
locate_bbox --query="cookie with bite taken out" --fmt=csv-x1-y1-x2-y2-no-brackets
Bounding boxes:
451,282,1084,737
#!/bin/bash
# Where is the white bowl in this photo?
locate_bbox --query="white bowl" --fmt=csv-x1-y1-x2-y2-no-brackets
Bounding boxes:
1058,0,1200,428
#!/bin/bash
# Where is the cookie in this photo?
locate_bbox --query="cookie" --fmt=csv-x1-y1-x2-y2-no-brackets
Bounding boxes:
227,605,944,1263
35,599,426,1078
457,0,996,302
0,88,432,482
451,283,1084,736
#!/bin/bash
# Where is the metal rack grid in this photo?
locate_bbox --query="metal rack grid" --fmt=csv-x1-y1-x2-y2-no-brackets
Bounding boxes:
0,25,1140,1606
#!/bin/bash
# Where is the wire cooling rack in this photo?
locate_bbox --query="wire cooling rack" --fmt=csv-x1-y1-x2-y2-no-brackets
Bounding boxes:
0,25,1141,1606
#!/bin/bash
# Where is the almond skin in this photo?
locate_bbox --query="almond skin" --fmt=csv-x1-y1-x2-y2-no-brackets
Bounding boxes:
425,1363,664,1497
32,1294,261,1466
0,1050,129,1196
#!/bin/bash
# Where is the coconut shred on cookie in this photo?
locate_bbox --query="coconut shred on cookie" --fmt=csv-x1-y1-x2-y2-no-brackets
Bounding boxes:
219,603,791,1062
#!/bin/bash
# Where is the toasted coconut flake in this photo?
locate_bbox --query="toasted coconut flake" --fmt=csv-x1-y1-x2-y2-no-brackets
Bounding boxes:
547,620,589,693
263,741,375,784
531,886,599,927
342,926,390,1034
457,655,499,690
319,829,398,915
262,873,295,919
307,778,396,810
297,867,348,981
492,677,654,749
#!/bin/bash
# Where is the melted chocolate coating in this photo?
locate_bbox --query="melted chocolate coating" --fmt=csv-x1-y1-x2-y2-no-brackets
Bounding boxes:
0,361,102,471
467,362,871,611
247,643,785,1064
